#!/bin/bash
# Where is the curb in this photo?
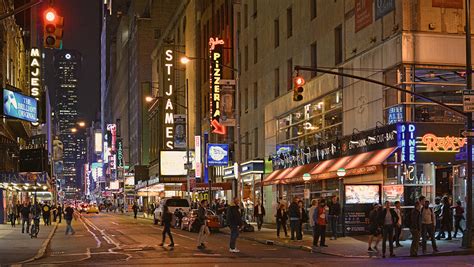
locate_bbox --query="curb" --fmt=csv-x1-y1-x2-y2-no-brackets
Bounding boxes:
220,231,474,258
19,223,58,264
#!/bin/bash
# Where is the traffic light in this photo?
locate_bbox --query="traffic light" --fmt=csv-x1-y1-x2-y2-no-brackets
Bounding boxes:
43,8,64,49
293,76,305,101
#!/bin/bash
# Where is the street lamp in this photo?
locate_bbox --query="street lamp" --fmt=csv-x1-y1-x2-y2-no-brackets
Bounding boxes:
78,121,86,128
337,167,346,237
180,56,191,65
71,128,77,133
303,173,311,210
145,96,154,103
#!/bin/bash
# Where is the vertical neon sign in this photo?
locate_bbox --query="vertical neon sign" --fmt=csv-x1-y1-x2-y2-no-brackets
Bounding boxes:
30,48,41,126
398,123,416,163
209,37,226,135
163,48,175,149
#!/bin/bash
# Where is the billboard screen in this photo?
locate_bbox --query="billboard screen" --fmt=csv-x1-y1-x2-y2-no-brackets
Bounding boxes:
2,88,38,122
345,185,380,204
160,151,195,176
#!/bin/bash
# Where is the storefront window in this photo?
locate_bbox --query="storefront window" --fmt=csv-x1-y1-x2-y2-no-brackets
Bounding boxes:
277,90,343,146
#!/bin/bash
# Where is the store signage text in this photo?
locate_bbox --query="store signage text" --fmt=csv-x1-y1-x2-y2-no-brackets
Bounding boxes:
164,49,175,149
420,133,466,152
30,48,41,125
116,138,124,168
209,37,226,135
107,124,117,152
398,123,416,163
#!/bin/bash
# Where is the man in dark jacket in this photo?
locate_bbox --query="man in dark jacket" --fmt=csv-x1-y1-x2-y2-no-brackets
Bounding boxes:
20,203,31,234
410,201,422,257
288,197,301,240
227,197,242,253
132,202,139,219
253,200,265,231
377,201,399,258
197,200,210,249
329,196,341,240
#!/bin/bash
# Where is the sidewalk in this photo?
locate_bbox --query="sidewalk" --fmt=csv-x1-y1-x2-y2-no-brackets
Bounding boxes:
220,224,474,258
0,222,57,265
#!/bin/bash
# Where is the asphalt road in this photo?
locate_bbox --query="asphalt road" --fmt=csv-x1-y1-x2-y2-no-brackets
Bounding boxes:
24,213,474,266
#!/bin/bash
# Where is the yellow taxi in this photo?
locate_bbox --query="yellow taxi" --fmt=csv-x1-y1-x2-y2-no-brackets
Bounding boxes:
86,205,100,214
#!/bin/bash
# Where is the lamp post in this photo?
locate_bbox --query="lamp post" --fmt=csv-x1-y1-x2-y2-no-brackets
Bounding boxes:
337,167,346,237
303,173,311,210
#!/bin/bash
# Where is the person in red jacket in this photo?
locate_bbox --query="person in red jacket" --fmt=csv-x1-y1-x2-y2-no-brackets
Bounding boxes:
312,199,328,247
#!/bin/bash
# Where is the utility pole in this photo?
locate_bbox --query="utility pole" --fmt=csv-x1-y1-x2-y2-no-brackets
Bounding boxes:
233,0,242,202
186,79,191,200
463,0,473,249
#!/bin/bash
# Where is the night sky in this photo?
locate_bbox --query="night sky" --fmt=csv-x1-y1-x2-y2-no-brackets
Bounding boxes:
47,0,101,122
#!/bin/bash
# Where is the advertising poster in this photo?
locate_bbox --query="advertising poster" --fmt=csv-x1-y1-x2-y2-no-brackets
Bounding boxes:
344,204,372,235
160,151,195,176
345,184,380,204
207,143,229,166
2,88,38,123
383,185,404,203
355,0,373,32
174,115,186,148
375,0,395,19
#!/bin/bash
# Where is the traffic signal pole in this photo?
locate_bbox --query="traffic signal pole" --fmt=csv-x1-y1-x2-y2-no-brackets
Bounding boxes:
463,0,472,249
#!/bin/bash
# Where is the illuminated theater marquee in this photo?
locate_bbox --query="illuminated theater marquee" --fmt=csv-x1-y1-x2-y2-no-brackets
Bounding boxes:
164,49,175,149
30,48,41,125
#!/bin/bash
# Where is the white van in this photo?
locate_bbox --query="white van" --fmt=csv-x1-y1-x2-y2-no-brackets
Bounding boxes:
156,197,191,223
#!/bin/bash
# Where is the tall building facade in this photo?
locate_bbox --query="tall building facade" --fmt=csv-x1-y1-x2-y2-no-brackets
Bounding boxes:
55,50,82,189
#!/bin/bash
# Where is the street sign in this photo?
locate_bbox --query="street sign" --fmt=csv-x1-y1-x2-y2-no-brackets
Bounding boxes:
463,90,474,112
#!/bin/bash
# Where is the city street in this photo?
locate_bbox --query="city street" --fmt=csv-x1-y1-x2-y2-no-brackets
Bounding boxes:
2,213,469,266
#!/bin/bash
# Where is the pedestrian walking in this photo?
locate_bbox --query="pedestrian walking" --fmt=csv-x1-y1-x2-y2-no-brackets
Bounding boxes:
421,200,438,254
64,204,76,235
298,200,308,238
52,204,58,222
433,197,443,238
288,197,301,240
8,206,16,227
436,196,452,240
227,197,242,253
42,202,51,226
453,200,465,238
132,202,139,219
197,200,210,249
393,201,403,247
57,204,63,224
16,202,22,225
409,201,422,257
313,198,328,247
378,201,398,258
153,206,160,225
253,200,265,231
367,204,382,252
276,204,288,238
309,199,318,244
20,202,31,234
329,196,340,240
159,205,174,247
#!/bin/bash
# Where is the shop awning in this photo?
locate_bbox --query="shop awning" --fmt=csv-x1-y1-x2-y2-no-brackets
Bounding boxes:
272,167,296,185
262,169,283,185
281,163,318,184
311,147,398,180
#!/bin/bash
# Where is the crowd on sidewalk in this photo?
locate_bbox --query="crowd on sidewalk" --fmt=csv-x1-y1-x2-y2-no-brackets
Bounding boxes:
6,200,78,236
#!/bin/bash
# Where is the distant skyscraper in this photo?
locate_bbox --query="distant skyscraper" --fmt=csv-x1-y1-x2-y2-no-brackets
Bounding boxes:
55,50,82,190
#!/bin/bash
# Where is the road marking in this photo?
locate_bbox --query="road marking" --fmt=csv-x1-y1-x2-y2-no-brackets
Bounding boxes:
193,253,222,257
111,222,119,225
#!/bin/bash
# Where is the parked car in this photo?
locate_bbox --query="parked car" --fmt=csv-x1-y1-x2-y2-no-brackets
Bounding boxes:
86,205,100,214
181,209,221,232
78,203,89,213
156,197,190,223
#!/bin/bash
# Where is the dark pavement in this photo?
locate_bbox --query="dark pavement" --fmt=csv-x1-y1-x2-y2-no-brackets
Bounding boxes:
10,212,474,266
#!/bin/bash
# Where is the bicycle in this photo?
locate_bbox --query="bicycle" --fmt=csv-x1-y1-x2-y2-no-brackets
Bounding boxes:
30,218,40,238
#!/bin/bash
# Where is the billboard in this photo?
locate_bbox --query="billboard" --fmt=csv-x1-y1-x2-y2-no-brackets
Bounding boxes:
345,184,380,204
207,143,229,166
383,185,404,203
174,115,186,148
160,151,195,176
91,162,103,182
94,132,103,153
355,0,373,32
2,88,38,122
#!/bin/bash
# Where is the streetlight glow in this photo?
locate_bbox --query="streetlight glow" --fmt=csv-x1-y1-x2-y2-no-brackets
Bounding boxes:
78,121,86,127
145,96,154,102
180,56,190,65
71,128,77,133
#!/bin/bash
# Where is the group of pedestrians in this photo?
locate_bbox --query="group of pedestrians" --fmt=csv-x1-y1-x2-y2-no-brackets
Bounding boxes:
157,197,244,253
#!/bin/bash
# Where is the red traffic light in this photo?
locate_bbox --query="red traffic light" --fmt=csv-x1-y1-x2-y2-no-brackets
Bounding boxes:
45,9,56,22
294,76,305,86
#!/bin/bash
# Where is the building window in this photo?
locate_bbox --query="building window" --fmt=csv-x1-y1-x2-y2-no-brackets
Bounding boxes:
335,25,343,65
244,4,248,28
274,19,279,48
245,131,250,160
244,87,249,111
237,12,241,32
311,42,317,78
311,0,317,20
287,58,293,91
254,82,258,109
254,127,258,157
245,46,249,71
274,68,280,98
238,52,242,73
253,0,257,18
253,38,258,64
287,7,292,38
277,90,343,146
